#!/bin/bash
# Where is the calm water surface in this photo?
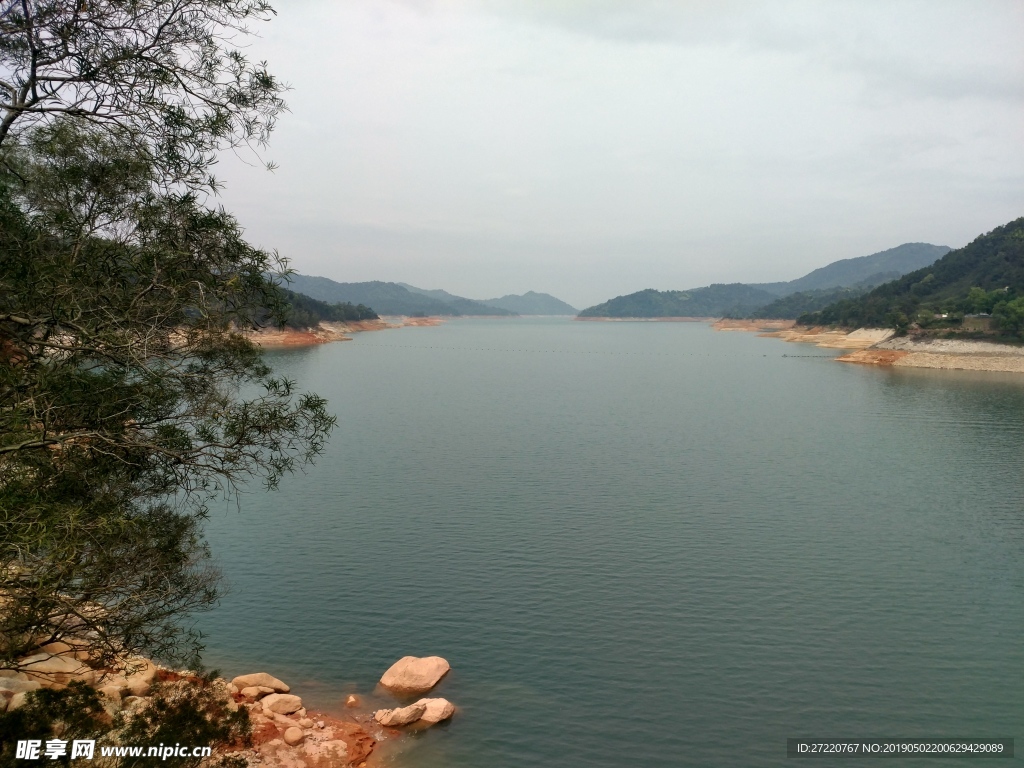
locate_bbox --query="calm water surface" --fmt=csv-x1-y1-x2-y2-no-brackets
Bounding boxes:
200,318,1024,767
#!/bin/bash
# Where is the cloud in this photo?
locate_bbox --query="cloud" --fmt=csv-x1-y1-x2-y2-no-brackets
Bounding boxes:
396,0,1024,104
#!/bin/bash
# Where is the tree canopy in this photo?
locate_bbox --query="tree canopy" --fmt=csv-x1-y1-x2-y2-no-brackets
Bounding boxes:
0,2,334,675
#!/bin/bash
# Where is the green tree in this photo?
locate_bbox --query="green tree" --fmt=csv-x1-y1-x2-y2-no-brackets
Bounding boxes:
0,0,285,191
0,3,333,674
993,297,1024,336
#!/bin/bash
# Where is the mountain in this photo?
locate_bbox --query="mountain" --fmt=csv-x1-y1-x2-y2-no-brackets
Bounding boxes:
798,218,1024,331
481,291,577,315
284,276,456,315
578,284,778,318
578,242,951,319
277,289,378,329
397,284,515,315
753,243,951,296
287,275,516,316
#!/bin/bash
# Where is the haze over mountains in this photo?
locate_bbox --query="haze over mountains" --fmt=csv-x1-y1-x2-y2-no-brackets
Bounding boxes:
579,243,951,319
286,274,577,316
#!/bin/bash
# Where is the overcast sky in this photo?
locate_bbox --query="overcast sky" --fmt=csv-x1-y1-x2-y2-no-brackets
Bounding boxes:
217,0,1024,308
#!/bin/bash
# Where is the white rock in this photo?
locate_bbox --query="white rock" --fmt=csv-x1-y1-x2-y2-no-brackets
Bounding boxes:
261,693,303,715
373,702,427,726
231,673,290,693
283,727,305,746
379,656,450,694
416,697,455,724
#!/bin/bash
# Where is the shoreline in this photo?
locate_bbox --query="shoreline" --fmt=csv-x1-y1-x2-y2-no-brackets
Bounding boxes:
249,317,444,348
712,319,1024,373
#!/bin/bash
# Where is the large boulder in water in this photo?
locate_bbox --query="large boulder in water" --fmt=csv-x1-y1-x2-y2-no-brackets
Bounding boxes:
373,702,427,726
379,656,450,694
416,697,455,724
231,672,290,693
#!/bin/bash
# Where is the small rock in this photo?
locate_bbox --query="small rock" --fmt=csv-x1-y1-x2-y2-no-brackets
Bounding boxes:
226,682,239,694
7,692,28,711
298,718,314,729
379,656,450,694
416,697,455,724
262,693,303,715
344,694,360,708
373,702,427,726
240,686,263,700
283,727,305,746
231,673,290,693
316,720,325,729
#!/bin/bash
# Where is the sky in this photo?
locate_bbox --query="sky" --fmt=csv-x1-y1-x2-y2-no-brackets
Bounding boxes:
216,0,1024,309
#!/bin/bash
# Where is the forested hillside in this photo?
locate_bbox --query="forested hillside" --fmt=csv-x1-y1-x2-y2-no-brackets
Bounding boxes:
799,217,1024,335
279,289,378,328
579,243,949,318
753,243,950,295
578,284,777,318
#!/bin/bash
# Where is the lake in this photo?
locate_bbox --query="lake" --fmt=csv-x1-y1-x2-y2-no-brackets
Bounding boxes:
200,317,1024,767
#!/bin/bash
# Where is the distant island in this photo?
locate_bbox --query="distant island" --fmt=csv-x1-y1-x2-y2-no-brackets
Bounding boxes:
577,243,950,319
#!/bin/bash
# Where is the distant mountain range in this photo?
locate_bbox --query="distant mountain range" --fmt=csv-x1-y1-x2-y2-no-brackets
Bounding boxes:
285,274,577,316
398,283,577,315
578,242,951,319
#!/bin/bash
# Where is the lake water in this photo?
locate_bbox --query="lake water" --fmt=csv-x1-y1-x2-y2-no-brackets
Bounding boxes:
200,318,1024,767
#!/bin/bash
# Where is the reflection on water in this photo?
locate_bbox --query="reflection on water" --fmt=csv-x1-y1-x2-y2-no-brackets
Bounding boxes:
202,319,1024,768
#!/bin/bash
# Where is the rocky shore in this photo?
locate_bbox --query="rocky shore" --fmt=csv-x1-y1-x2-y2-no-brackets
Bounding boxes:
713,319,1024,373
838,336,1024,373
1,650,457,768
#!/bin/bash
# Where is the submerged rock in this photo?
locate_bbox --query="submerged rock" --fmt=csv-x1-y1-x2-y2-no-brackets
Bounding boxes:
379,656,450,693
